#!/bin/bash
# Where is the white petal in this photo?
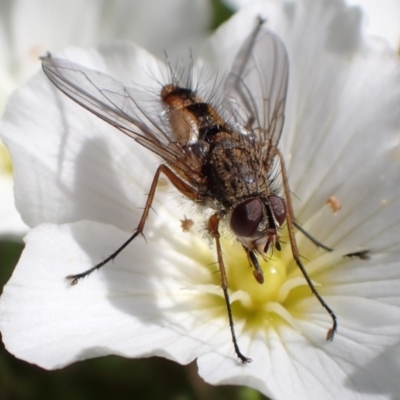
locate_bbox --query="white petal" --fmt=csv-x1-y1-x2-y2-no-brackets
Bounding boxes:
346,0,400,51
1,0,210,88
198,311,400,400
0,0,211,237
0,220,226,369
1,43,169,230
223,0,400,51
287,51,400,248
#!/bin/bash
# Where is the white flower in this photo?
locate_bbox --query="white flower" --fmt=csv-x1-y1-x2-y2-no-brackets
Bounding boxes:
0,0,210,237
1,0,400,399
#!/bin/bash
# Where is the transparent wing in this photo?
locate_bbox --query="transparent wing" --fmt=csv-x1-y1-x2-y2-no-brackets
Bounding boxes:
41,55,196,178
223,21,289,148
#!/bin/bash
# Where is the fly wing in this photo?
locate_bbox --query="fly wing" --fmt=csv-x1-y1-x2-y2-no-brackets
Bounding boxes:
41,55,196,179
223,21,289,148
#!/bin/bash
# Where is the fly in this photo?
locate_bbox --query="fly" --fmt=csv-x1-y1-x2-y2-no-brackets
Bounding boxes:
41,18,367,363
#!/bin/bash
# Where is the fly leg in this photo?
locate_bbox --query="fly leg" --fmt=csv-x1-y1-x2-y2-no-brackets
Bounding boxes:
293,220,369,259
208,214,252,364
276,149,338,340
67,164,199,285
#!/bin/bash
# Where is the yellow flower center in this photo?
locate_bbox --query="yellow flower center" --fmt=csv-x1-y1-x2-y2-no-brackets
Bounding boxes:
189,207,362,338
219,234,304,332
225,240,288,307
194,227,305,335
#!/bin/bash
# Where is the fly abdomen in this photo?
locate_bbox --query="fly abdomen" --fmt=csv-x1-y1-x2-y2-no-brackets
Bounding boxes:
161,84,226,145
185,103,225,143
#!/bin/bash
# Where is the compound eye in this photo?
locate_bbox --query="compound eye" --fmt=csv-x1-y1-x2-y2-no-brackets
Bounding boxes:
268,195,286,227
230,198,263,237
